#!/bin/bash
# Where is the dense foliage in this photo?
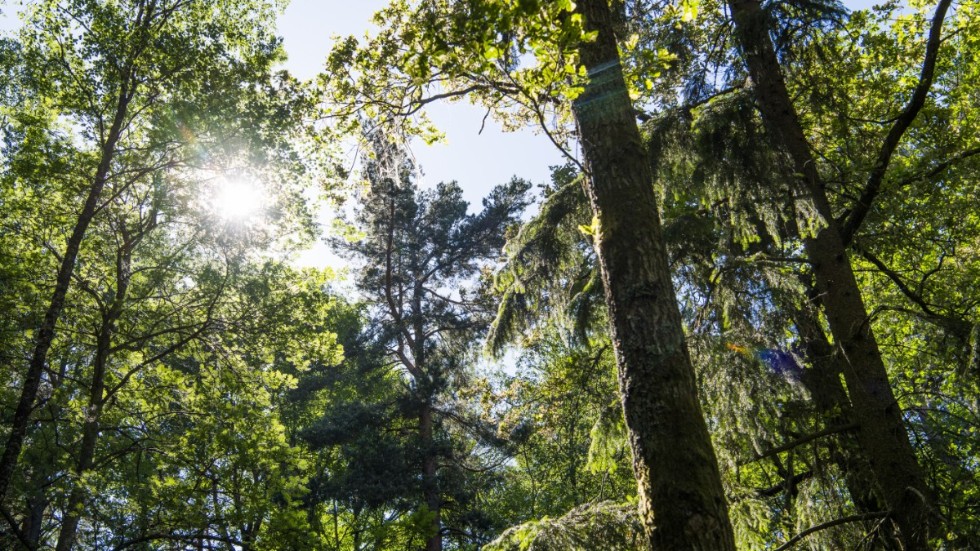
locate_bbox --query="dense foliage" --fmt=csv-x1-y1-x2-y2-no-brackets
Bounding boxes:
0,0,977,549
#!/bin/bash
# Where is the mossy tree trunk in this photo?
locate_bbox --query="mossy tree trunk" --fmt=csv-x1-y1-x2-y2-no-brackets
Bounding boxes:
572,1,736,548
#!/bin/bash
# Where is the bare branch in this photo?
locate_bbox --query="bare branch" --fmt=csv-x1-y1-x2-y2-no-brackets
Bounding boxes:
773,511,889,551
840,0,953,244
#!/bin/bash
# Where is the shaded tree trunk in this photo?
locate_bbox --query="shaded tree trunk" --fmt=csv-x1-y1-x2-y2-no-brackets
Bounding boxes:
21,492,46,550
420,402,441,551
56,229,138,551
572,1,735,548
0,83,133,504
728,1,937,547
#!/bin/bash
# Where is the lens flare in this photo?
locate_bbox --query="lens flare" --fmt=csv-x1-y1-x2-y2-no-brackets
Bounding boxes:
213,177,265,221
727,342,803,383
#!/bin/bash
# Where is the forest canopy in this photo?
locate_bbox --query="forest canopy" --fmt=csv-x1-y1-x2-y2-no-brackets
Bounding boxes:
0,0,977,550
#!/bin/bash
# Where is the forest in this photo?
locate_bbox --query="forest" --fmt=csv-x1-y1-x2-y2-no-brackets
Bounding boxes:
0,0,977,549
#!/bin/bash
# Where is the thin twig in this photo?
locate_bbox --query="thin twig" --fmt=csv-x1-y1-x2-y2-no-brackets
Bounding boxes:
746,423,858,464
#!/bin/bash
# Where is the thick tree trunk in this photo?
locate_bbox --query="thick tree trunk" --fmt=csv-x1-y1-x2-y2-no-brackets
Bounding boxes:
728,1,937,547
572,1,735,548
0,86,132,505
420,402,441,551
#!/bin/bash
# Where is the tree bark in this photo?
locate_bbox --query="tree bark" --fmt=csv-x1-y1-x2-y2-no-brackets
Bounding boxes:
55,232,136,551
21,492,46,550
0,83,133,505
572,1,735,548
727,1,937,547
420,402,441,551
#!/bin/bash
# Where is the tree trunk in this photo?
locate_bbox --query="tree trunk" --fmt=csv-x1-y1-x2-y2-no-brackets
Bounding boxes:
55,240,134,551
0,84,133,505
793,306,901,549
420,402,441,551
572,1,735,548
727,1,937,547
21,492,47,550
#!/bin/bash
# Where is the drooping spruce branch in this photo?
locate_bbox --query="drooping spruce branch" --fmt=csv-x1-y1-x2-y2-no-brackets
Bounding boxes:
746,423,859,464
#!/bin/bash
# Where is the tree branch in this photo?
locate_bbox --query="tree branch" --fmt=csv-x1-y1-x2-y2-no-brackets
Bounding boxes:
746,423,858,464
773,511,889,551
0,505,37,551
840,0,953,244
755,469,814,498
855,245,973,339
891,146,980,190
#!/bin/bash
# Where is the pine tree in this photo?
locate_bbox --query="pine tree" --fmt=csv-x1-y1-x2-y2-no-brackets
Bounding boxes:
306,131,529,551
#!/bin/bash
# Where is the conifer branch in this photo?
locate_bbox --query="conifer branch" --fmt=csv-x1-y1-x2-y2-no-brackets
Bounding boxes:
746,423,858,463
755,470,814,498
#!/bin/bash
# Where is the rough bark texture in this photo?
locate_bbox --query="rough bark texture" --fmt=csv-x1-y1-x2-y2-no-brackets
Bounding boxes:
727,1,937,547
572,1,735,548
0,85,132,505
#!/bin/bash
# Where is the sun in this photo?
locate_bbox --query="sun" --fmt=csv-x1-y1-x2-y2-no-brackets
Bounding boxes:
213,177,266,221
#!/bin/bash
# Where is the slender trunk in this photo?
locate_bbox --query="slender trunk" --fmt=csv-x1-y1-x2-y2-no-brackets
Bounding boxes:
420,402,441,551
410,268,440,551
572,1,735,548
332,500,340,550
728,1,936,546
793,307,902,550
969,324,980,382
56,240,133,551
21,493,47,549
0,85,133,504
352,509,361,551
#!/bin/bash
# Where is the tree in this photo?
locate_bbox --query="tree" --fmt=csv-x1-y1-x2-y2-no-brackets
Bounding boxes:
0,1,325,547
54,187,160,551
487,331,637,524
0,0,296,511
480,1,980,544
114,262,341,551
725,0,952,547
322,2,737,546
305,132,529,551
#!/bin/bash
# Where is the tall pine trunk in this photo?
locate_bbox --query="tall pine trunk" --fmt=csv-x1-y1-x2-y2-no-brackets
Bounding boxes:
572,1,735,548
420,402,441,551
728,1,937,546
